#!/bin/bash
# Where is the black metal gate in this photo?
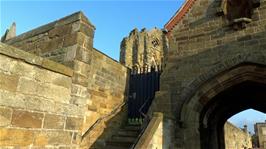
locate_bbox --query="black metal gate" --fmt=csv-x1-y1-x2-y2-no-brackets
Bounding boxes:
128,66,161,122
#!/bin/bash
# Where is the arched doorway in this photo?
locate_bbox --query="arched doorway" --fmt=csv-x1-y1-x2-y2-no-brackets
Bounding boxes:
180,63,266,149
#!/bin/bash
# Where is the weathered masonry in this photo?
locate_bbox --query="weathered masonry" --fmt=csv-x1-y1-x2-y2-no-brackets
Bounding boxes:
0,12,129,148
146,0,266,148
224,123,252,149
120,28,169,69
1,0,266,148
255,121,266,148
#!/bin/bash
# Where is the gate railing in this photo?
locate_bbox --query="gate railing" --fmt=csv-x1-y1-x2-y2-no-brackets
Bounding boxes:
128,65,162,124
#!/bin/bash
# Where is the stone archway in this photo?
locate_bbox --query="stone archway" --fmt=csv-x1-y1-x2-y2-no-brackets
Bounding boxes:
179,63,266,149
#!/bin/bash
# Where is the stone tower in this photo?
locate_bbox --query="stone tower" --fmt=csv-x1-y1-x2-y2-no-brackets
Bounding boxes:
120,28,168,69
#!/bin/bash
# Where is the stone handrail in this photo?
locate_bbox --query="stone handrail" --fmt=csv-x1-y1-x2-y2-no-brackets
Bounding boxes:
81,101,127,138
133,112,163,149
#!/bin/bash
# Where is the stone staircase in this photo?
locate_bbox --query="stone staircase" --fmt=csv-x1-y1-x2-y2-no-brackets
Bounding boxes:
104,124,142,149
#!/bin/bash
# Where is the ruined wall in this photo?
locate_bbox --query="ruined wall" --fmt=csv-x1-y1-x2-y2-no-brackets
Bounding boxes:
0,43,83,148
255,121,266,148
224,122,252,149
1,11,130,148
120,28,168,69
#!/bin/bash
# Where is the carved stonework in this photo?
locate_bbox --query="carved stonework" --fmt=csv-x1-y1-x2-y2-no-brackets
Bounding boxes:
217,0,260,29
120,28,168,69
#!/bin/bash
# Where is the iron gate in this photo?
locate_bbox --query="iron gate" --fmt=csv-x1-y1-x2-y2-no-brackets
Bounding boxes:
128,66,161,121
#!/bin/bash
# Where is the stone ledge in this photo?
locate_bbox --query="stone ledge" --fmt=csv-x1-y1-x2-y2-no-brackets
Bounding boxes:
0,43,73,77
5,11,95,45
134,112,163,149
93,47,130,71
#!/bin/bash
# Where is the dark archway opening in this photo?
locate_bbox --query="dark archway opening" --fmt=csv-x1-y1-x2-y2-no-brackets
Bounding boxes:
199,81,266,149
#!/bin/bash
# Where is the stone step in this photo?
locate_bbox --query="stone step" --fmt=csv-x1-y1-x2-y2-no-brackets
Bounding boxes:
123,125,142,131
111,136,136,143
116,130,140,137
104,145,131,149
104,124,142,149
106,140,132,148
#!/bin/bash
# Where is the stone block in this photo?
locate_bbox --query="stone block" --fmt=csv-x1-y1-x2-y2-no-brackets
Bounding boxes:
65,116,83,130
0,107,12,126
52,76,72,89
72,72,88,87
17,77,39,95
39,37,64,53
88,89,108,99
0,72,19,92
41,59,73,77
71,84,88,98
36,83,71,104
11,61,36,77
0,54,16,72
43,114,65,129
63,33,78,47
0,128,34,146
0,89,26,109
48,24,72,38
73,60,90,77
72,22,81,33
82,111,99,134
80,23,94,38
75,47,91,64
35,69,72,89
64,45,78,62
53,102,84,117
11,110,44,128
72,132,82,145
34,130,73,145
70,96,87,106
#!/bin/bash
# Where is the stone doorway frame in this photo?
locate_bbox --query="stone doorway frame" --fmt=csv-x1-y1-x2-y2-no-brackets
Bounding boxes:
179,63,266,149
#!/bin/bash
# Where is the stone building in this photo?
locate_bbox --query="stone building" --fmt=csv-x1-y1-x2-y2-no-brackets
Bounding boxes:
1,0,266,148
147,0,266,148
120,28,168,69
224,122,252,149
254,121,266,148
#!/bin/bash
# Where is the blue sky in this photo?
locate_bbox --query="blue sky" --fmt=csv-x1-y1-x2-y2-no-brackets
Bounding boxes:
228,109,266,133
1,0,265,132
0,0,182,60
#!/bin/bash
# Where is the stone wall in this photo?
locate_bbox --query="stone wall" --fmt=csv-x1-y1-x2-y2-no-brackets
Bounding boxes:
147,119,174,149
120,28,168,69
255,121,266,148
79,47,130,148
224,122,252,149
147,121,163,149
4,11,92,67
1,11,130,148
0,43,82,148
148,0,266,148
134,113,174,149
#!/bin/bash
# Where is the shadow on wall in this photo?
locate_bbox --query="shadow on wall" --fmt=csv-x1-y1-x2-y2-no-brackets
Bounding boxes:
89,105,128,149
79,72,130,149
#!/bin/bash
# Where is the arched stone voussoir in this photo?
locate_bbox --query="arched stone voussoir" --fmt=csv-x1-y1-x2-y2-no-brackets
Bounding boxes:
179,62,266,123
